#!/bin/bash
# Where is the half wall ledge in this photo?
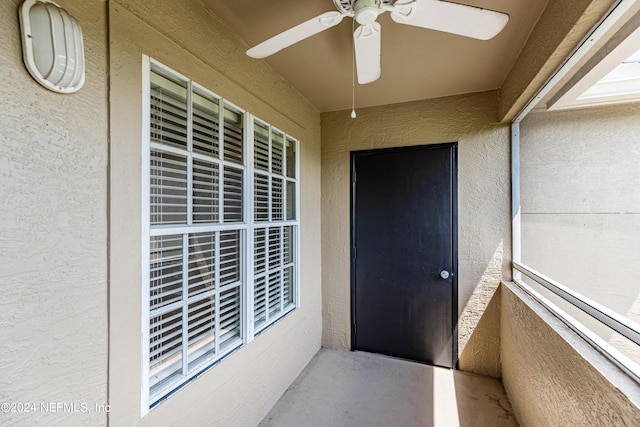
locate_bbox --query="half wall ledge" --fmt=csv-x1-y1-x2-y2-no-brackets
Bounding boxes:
500,280,640,426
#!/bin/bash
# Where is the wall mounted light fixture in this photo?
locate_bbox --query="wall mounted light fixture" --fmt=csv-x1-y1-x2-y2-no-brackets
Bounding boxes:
19,0,85,93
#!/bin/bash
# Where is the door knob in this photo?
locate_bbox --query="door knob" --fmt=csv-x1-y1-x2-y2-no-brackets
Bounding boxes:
440,270,451,280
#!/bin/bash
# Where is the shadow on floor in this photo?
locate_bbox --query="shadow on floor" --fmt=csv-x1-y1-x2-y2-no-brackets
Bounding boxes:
259,348,517,427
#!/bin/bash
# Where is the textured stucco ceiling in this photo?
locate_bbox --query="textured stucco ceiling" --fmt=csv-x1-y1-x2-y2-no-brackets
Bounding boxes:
203,0,549,112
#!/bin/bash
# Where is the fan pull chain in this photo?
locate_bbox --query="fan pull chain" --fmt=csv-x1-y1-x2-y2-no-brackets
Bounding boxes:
351,18,356,119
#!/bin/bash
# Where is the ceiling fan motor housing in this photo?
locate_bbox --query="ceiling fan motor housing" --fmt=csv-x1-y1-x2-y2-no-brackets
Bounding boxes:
354,0,380,25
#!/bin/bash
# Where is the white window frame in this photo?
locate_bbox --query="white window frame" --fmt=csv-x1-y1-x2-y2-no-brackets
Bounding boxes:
140,56,300,411
251,118,301,335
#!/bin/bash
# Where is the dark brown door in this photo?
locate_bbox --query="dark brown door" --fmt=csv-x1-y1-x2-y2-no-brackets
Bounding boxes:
351,143,457,368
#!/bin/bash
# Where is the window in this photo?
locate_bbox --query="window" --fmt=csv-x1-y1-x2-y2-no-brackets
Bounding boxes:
143,59,299,406
252,122,298,332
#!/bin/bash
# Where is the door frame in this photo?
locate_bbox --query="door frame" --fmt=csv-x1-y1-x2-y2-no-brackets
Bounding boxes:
350,143,459,368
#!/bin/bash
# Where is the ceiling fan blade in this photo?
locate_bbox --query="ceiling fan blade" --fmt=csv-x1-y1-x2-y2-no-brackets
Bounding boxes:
390,0,509,40
247,11,346,59
354,22,381,84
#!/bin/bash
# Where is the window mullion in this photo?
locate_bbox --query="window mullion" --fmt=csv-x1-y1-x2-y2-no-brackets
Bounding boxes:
268,127,273,223
182,81,193,377
187,81,194,226
246,115,255,342
214,230,221,354
283,136,288,221
265,228,270,324
283,177,288,224
218,103,225,225
181,233,189,376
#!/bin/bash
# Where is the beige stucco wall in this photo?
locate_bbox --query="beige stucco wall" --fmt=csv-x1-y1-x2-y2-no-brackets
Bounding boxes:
0,1,109,426
109,1,322,425
520,104,640,365
502,281,640,425
320,91,511,377
1,0,321,425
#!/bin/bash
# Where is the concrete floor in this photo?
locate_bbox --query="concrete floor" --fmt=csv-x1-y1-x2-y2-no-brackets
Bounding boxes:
259,349,517,427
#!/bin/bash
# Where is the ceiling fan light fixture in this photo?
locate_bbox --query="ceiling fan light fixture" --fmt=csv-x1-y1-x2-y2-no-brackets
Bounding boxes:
354,0,380,25
247,0,510,83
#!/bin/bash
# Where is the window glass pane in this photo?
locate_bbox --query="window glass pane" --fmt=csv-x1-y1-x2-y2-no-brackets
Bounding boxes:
219,285,241,347
188,233,215,297
192,160,219,224
192,89,219,157
223,166,243,222
268,270,282,317
219,230,241,286
286,181,296,221
286,137,296,178
284,265,295,307
254,276,267,328
254,174,269,221
272,132,284,175
268,227,281,270
187,297,215,366
223,106,243,164
284,226,294,265
150,70,188,149
272,178,283,221
254,122,269,171
255,228,266,275
149,307,183,392
151,151,188,225
150,234,183,311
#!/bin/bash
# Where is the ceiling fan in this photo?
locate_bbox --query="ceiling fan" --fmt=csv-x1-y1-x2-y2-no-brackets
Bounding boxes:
246,0,509,84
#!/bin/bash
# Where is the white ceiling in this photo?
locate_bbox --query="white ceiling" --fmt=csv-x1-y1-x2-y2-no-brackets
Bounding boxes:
203,0,549,112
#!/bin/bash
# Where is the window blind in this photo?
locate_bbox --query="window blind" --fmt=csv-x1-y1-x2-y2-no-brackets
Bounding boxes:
151,71,188,149
192,90,219,157
150,152,188,226
192,160,219,224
